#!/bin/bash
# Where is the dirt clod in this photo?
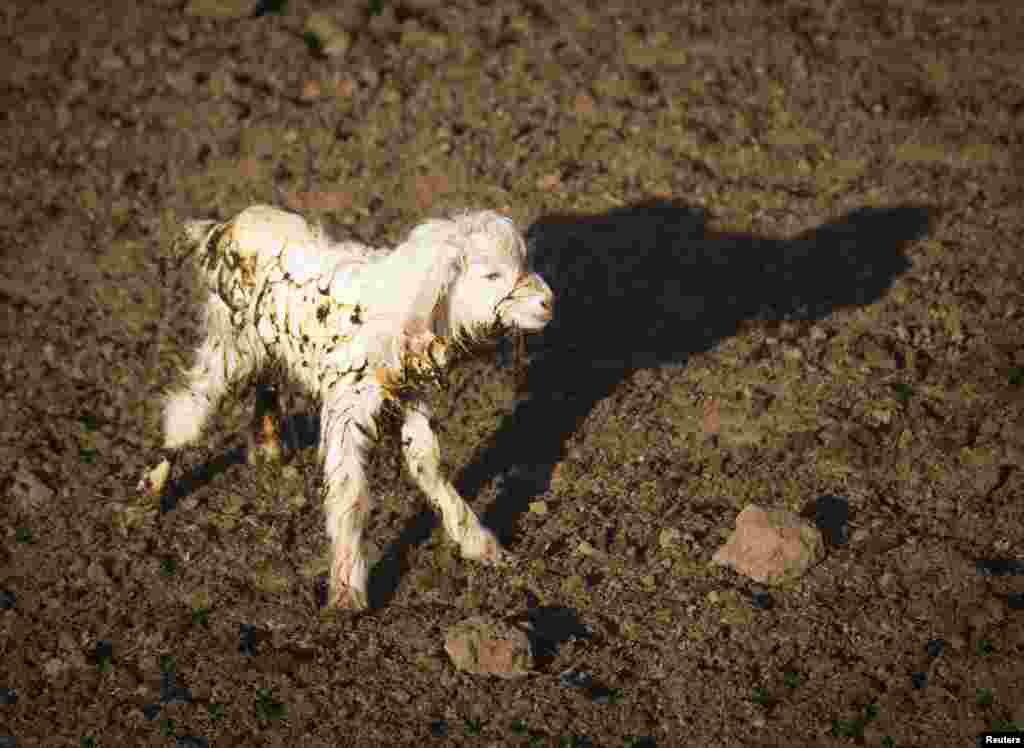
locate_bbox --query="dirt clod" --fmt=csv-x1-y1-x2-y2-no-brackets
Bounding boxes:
712,504,824,584
444,616,533,679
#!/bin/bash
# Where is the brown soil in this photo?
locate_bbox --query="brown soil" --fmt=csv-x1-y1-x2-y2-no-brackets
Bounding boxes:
2,1,1023,746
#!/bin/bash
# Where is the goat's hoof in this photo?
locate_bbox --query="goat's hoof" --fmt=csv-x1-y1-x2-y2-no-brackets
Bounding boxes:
327,584,369,612
137,459,171,498
462,534,515,568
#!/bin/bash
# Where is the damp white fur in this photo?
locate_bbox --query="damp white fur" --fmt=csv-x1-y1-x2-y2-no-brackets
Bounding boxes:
139,205,554,610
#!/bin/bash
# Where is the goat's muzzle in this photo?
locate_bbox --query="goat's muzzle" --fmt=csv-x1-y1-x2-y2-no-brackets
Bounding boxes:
497,273,554,332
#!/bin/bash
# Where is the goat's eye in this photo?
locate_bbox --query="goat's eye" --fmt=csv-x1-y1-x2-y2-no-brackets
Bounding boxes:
484,272,502,281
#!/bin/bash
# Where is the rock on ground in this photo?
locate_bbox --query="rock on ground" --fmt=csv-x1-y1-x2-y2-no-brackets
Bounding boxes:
444,616,533,679
712,504,824,585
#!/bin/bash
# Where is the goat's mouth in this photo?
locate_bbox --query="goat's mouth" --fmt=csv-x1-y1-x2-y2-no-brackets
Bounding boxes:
507,314,551,333
496,301,553,334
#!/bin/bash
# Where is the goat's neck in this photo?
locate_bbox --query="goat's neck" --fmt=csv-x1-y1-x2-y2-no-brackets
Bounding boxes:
431,298,455,341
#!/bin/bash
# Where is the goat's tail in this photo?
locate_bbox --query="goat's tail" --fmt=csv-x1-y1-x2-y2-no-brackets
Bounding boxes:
169,219,221,270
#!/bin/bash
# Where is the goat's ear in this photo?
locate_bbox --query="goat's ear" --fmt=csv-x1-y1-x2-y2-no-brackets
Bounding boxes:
391,236,463,336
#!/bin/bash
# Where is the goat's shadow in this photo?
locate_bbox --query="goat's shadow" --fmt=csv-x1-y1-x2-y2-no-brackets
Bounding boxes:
471,201,932,536
371,200,934,606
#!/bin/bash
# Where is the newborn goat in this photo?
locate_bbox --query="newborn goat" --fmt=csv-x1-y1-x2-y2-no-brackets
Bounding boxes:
138,205,554,609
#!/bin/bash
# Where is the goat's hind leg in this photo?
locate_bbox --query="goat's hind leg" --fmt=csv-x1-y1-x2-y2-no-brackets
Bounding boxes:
247,376,288,465
138,330,257,500
401,401,511,566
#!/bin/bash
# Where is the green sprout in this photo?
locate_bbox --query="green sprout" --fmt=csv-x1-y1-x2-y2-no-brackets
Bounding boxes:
159,717,176,736
891,382,913,404
302,31,323,56
80,413,101,431
160,557,177,577
831,703,879,739
255,688,286,722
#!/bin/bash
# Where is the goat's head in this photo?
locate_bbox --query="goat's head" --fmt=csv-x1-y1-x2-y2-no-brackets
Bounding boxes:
442,211,554,341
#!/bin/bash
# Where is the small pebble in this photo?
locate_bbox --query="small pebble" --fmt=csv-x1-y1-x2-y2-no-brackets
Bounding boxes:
100,52,126,71
166,24,191,44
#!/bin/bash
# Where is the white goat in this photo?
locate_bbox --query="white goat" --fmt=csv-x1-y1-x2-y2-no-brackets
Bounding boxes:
138,205,554,610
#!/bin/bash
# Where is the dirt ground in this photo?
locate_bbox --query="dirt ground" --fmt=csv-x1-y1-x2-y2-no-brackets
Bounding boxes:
2,0,1023,746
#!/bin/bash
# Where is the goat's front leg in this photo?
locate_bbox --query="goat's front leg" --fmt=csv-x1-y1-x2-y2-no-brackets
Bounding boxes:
401,400,510,566
320,383,385,610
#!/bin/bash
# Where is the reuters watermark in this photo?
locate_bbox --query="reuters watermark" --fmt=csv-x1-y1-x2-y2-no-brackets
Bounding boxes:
979,734,1024,746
